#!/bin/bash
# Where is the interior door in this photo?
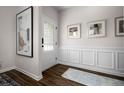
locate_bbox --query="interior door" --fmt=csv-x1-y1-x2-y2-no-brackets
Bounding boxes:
41,16,58,71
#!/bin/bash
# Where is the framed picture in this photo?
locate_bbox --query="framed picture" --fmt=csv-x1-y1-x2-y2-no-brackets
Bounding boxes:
67,24,81,38
16,6,33,57
88,20,106,38
115,16,124,37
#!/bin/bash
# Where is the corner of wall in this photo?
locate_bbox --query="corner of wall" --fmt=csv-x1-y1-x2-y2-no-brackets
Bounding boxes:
15,66,43,81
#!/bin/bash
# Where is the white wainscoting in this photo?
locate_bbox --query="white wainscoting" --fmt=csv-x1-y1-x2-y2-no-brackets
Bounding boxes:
81,49,95,66
58,48,124,77
117,52,124,71
96,51,114,69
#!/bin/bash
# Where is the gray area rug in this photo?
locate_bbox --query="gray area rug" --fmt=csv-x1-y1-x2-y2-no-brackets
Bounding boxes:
62,68,124,86
0,74,20,86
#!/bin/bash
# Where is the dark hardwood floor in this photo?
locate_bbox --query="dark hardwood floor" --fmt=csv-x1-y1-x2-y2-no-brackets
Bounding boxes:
3,64,124,86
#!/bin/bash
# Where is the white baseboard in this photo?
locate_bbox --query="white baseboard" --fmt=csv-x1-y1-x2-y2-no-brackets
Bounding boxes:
0,66,43,81
0,66,16,73
58,60,124,78
15,67,43,81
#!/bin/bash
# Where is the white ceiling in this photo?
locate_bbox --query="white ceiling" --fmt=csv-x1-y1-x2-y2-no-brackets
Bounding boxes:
53,6,74,11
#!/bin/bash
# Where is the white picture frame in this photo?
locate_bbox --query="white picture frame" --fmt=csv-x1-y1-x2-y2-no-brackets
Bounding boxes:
115,16,124,37
87,20,106,38
67,24,81,39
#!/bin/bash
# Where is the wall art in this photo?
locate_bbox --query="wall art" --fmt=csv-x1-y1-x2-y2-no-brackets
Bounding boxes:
88,20,106,38
16,6,33,57
115,16,124,37
67,24,81,39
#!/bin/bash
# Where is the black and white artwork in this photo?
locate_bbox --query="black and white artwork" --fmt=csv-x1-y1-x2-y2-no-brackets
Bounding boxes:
67,24,81,38
115,16,124,36
16,6,33,57
88,20,106,38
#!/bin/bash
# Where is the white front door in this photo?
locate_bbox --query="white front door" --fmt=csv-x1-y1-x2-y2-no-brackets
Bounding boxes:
41,16,58,71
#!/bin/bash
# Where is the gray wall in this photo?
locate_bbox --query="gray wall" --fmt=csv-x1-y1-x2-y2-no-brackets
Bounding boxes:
15,6,42,80
42,6,59,24
59,6,124,48
123,6,124,47
0,7,17,70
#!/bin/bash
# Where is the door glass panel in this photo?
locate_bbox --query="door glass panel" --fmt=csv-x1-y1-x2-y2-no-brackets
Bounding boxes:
43,21,54,51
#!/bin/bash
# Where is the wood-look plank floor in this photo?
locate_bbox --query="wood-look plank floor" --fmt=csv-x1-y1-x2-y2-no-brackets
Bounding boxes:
3,64,124,86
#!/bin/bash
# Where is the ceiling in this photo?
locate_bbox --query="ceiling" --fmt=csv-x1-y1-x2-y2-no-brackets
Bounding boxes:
53,6,74,11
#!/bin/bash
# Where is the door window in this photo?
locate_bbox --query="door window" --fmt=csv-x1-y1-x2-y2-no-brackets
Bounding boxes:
43,21,54,51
